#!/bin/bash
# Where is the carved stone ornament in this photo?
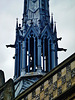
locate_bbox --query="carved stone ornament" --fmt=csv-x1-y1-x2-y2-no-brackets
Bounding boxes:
31,0,37,3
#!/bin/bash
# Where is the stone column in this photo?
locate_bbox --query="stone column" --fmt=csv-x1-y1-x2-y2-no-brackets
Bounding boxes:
20,42,22,74
43,38,45,71
55,43,58,66
51,42,55,69
48,39,50,71
28,37,30,72
34,37,36,72
14,42,17,79
37,38,42,72
17,42,20,77
21,40,27,76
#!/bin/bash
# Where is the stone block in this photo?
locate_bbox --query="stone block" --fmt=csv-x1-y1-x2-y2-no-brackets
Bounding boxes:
40,91,44,100
44,88,48,97
49,93,53,100
57,71,61,80
49,78,53,86
61,67,66,76
53,90,57,98
44,96,49,100
71,77,75,86
40,84,44,92
71,68,75,78
36,86,40,95
62,75,66,85
66,72,71,81
62,83,67,92
57,79,62,88
32,91,36,99
32,98,36,100
4,79,14,100
57,86,62,95
67,80,71,89
44,80,49,90
28,93,32,100
36,94,40,100
53,82,57,91
71,61,75,70
48,84,53,94
53,74,57,83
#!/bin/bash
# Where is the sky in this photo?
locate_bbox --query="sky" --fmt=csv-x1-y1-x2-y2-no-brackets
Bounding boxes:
0,0,75,81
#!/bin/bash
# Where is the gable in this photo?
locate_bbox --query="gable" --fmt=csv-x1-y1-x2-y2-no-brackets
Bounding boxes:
41,25,52,39
24,26,38,39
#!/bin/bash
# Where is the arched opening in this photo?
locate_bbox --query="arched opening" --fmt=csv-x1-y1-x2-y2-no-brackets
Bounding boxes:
30,36,34,71
26,35,37,72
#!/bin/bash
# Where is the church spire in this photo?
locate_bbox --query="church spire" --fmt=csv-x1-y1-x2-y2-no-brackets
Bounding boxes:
51,13,53,31
54,22,57,34
22,0,27,25
12,0,63,81
16,18,18,30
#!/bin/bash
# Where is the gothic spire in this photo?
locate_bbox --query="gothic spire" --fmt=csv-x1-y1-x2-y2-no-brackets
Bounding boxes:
54,22,56,33
16,18,18,30
51,13,53,31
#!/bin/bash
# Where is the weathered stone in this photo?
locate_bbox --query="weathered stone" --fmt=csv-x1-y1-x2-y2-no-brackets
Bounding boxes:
0,70,5,87
66,65,71,73
36,94,40,100
28,93,32,100
61,67,66,77
71,77,75,86
48,84,53,94
53,81,57,91
44,96,49,100
44,80,49,90
57,79,62,88
53,89,57,98
32,90,36,99
53,74,57,83
67,80,71,89
4,79,14,100
40,84,44,92
40,91,44,99
36,86,40,95
57,71,61,80
62,83,67,92
62,75,66,85
49,78,53,86
44,88,48,97
66,72,71,81
71,68,75,78
58,86,62,95
71,61,75,70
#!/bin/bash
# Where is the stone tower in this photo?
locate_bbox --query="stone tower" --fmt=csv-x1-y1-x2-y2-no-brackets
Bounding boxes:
14,0,58,78
6,0,66,97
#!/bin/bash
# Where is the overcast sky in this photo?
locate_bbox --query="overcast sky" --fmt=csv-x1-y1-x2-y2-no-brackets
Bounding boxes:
0,0,75,81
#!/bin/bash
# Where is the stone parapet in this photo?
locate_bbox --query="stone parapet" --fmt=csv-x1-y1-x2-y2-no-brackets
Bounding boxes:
14,53,75,100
